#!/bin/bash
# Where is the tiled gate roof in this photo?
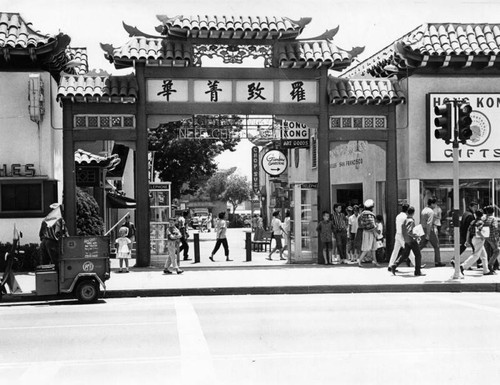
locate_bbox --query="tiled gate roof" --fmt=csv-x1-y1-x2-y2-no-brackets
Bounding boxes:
344,23,500,78
328,77,405,105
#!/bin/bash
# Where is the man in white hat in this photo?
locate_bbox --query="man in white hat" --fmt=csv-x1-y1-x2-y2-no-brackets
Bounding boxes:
39,203,68,266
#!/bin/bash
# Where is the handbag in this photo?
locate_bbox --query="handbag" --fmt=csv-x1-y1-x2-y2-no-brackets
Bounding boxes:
481,226,490,238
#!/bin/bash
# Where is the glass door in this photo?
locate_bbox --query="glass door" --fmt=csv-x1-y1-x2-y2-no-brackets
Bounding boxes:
292,184,318,263
149,183,171,256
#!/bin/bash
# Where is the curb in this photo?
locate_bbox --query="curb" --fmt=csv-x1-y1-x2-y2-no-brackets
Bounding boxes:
2,283,499,304
103,283,500,299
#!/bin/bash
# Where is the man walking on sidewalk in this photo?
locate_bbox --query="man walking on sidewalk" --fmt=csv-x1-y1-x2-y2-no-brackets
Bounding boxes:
390,206,424,276
267,211,287,261
178,210,191,261
483,205,499,274
460,201,478,256
209,212,232,262
420,198,444,267
388,203,417,271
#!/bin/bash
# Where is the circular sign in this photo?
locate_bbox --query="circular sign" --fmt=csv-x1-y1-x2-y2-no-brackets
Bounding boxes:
467,111,491,147
82,261,95,272
261,150,288,176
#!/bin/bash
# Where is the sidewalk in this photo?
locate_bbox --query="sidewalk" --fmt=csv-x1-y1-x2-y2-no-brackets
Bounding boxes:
8,261,500,303
3,228,500,302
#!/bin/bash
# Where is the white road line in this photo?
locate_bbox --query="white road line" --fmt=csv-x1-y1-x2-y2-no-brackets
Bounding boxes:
0,320,174,331
174,297,217,385
0,355,180,370
17,362,62,385
424,294,500,315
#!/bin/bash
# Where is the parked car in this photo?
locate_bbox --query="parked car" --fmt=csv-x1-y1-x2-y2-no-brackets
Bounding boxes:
190,209,209,229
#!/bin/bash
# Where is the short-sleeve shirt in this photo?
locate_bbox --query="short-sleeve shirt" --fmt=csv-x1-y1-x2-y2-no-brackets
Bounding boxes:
215,219,227,239
395,212,407,235
348,214,359,233
271,217,283,236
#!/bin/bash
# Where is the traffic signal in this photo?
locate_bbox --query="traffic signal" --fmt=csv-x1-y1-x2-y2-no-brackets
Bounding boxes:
458,103,473,144
434,104,452,144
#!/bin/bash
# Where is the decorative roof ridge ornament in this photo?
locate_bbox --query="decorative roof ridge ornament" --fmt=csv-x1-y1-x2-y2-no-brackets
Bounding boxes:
284,17,312,29
122,22,162,39
100,42,117,61
296,26,339,41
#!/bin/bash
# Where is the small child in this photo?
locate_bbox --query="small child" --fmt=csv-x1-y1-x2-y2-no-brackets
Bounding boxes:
316,211,334,265
375,214,386,263
116,226,131,273
164,218,184,274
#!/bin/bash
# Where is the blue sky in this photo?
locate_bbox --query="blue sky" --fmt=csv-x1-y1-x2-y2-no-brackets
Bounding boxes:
6,0,500,176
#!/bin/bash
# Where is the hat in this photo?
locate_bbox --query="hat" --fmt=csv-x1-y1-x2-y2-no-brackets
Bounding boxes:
346,206,353,211
49,203,61,210
364,199,374,208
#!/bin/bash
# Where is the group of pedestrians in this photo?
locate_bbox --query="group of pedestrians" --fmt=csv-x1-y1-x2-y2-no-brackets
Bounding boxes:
455,201,499,276
389,199,445,277
317,199,385,267
388,198,500,277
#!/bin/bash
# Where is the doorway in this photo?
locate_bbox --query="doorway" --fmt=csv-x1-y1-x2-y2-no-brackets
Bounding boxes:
332,183,363,207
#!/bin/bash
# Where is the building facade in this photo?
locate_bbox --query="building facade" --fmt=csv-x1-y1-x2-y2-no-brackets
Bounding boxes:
344,23,500,246
0,12,87,243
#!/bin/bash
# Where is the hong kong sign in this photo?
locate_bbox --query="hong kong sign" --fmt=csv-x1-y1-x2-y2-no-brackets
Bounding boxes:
428,93,500,162
278,120,310,148
147,79,318,104
251,146,260,194
261,150,287,176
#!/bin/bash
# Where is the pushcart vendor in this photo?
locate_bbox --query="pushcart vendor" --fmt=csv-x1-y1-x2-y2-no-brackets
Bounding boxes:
39,203,68,266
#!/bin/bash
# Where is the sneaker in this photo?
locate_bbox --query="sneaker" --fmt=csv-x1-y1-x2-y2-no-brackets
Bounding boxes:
163,269,173,274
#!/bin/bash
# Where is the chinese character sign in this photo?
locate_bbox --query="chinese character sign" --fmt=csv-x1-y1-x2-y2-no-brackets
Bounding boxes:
147,79,189,102
279,81,317,103
236,81,273,102
205,80,222,102
194,80,232,103
157,80,177,101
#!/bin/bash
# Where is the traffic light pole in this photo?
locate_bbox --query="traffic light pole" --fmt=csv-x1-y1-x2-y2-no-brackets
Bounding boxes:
451,100,462,280
452,140,462,279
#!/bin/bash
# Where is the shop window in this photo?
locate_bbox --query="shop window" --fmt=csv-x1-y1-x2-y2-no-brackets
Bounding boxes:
0,180,57,218
421,179,492,247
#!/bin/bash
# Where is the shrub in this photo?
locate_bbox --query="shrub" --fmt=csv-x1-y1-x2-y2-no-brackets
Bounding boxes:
76,188,104,236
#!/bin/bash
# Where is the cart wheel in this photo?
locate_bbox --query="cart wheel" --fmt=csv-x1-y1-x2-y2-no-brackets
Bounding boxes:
75,279,100,303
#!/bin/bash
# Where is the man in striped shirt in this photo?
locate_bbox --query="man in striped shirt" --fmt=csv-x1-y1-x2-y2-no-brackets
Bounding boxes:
332,203,348,264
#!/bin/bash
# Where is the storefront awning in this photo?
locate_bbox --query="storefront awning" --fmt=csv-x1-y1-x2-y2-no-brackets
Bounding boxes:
106,192,136,209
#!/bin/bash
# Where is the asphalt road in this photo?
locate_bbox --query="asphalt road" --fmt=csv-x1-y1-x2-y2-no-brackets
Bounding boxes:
1,293,500,385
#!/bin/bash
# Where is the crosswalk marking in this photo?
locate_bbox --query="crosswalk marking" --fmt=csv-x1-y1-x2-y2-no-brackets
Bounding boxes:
175,297,217,385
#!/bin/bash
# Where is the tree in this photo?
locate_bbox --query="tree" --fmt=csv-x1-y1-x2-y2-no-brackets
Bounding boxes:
76,187,104,236
196,167,237,201
222,174,252,216
148,115,242,198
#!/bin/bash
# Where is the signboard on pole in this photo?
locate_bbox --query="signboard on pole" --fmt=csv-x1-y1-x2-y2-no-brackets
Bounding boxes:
251,146,260,194
261,150,287,176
